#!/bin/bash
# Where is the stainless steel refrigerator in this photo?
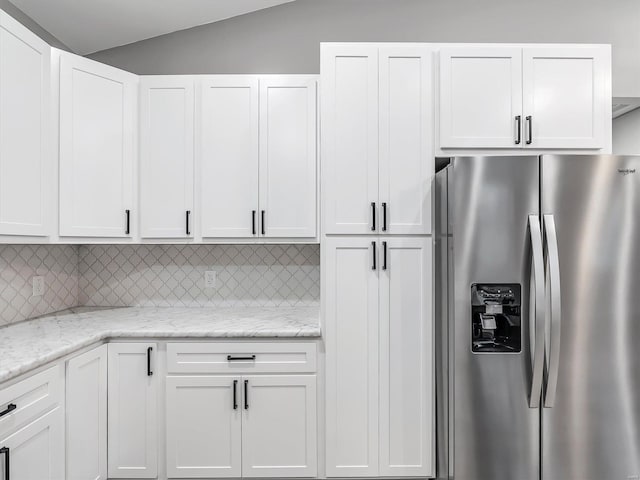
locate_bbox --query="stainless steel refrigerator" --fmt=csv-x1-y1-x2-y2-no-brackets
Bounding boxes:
435,155,640,480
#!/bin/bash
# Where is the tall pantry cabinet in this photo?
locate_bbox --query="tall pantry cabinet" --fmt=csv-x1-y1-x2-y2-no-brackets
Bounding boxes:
321,43,435,478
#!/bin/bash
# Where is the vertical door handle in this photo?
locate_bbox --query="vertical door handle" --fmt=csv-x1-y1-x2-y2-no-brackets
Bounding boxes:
515,115,522,145
381,241,387,270
528,215,545,408
525,116,533,145
381,203,387,231
370,202,377,231
371,241,377,270
125,209,131,235
186,210,191,236
261,210,266,235
252,211,257,235
244,380,249,410
147,347,153,376
543,214,562,408
1,446,9,480
0,404,16,418
233,380,238,410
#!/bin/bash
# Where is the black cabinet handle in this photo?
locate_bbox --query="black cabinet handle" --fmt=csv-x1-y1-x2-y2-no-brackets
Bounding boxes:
370,202,376,231
125,209,130,235
371,241,377,270
186,210,191,235
233,380,238,410
261,210,266,235
526,115,533,145
382,241,388,270
227,355,256,361
244,380,249,410
381,202,387,231
1,446,9,480
0,404,16,418
515,115,522,145
147,347,153,376
252,211,257,235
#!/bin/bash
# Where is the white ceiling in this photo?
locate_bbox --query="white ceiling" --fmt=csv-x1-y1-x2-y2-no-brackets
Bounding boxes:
10,0,297,54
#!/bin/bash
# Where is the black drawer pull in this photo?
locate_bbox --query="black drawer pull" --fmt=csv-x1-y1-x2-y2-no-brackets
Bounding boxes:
244,380,249,410
261,210,266,235
1,446,9,480
252,210,257,235
0,404,16,418
147,347,153,376
125,209,131,235
233,380,238,410
382,241,388,270
186,210,191,235
227,355,256,362
371,202,376,231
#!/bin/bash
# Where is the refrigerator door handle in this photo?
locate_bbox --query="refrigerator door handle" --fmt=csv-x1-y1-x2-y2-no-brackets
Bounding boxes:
528,215,545,408
543,214,562,408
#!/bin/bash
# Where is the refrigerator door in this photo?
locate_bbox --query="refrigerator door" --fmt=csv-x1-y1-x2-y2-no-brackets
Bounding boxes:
542,155,640,480
451,156,540,480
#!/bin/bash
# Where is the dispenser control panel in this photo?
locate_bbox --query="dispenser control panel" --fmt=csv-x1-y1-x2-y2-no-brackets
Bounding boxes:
471,283,521,353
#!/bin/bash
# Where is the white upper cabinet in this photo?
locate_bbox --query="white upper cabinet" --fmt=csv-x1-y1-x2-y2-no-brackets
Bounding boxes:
0,11,51,236
199,76,259,238
140,76,194,238
379,46,434,235
322,44,379,235
522,46,608,149
439,46,523,148
59,53,137,237
259,76,317,238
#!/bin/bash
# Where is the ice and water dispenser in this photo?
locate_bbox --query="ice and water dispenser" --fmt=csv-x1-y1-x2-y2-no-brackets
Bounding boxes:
471,284,521,353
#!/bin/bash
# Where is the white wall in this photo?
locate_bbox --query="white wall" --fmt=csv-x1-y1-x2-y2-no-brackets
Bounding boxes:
613,109,640,154
88,0,639,97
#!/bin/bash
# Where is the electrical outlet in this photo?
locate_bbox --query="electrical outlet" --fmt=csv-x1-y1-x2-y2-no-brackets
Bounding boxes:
204,271,217,288
32,276,45,297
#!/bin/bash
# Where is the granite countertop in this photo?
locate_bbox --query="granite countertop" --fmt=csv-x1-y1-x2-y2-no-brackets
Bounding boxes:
0,306,321,384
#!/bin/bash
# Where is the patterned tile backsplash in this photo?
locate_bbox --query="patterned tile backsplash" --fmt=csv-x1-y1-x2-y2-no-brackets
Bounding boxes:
78,244,320,308
0,245,79,327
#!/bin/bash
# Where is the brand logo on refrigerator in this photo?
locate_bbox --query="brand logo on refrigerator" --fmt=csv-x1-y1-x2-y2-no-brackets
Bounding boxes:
618,168,637,176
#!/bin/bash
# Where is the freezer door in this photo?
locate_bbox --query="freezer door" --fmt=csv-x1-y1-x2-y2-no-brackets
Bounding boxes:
451,156,540,480
542,155,640,480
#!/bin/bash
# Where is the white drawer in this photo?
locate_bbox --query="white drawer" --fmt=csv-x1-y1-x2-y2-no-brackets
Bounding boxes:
0,365,63,437
167,342,317,374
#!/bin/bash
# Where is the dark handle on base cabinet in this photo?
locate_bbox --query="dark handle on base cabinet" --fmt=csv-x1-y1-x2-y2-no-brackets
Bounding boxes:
381,203,387,232
252,211,257,235
0,404,16,418
261,210,266,235
227,355,256,361
186,211,191,235
526,116,533,145
1,446,9,480
244,380,249,410
371,241,377,270
371,202,376,231
233,380,238,410
515,115,522,145
147,347,153,376
382,241,387,270
125,210,131,235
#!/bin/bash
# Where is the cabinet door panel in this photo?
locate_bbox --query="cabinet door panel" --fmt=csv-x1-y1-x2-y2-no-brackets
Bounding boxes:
241,375,317,478
324,237,379,477
0,11,50,236
199,76,258,238
440,47,522,148
59,54,136,237
379,46,433,234
379,238,434,477
321,45,379,234
66,345,107,480
140,76,194,238
108,343,157,478
523,46,608,149
166,376,241,478
259,76,317,238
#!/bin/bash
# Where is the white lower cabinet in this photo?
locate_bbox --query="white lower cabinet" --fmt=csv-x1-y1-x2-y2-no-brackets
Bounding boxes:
108,343,158,478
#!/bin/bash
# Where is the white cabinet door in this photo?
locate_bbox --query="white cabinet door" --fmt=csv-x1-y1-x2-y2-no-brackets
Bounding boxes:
108,343,157,478
241,375,317,478
523,46,609,149
66,345,107,480
140,76,194,238
324,237,379,477
379,46,434,235
379,238,434,477
0,11,51,236
439,47,523,148
199,76,259,238
259,76,317,238
321,45,379,234
0,407,64,480
166,376,241,478
59,53,136,237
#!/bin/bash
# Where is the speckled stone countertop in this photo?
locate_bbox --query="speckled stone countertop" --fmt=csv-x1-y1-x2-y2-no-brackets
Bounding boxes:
0,306,321,384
